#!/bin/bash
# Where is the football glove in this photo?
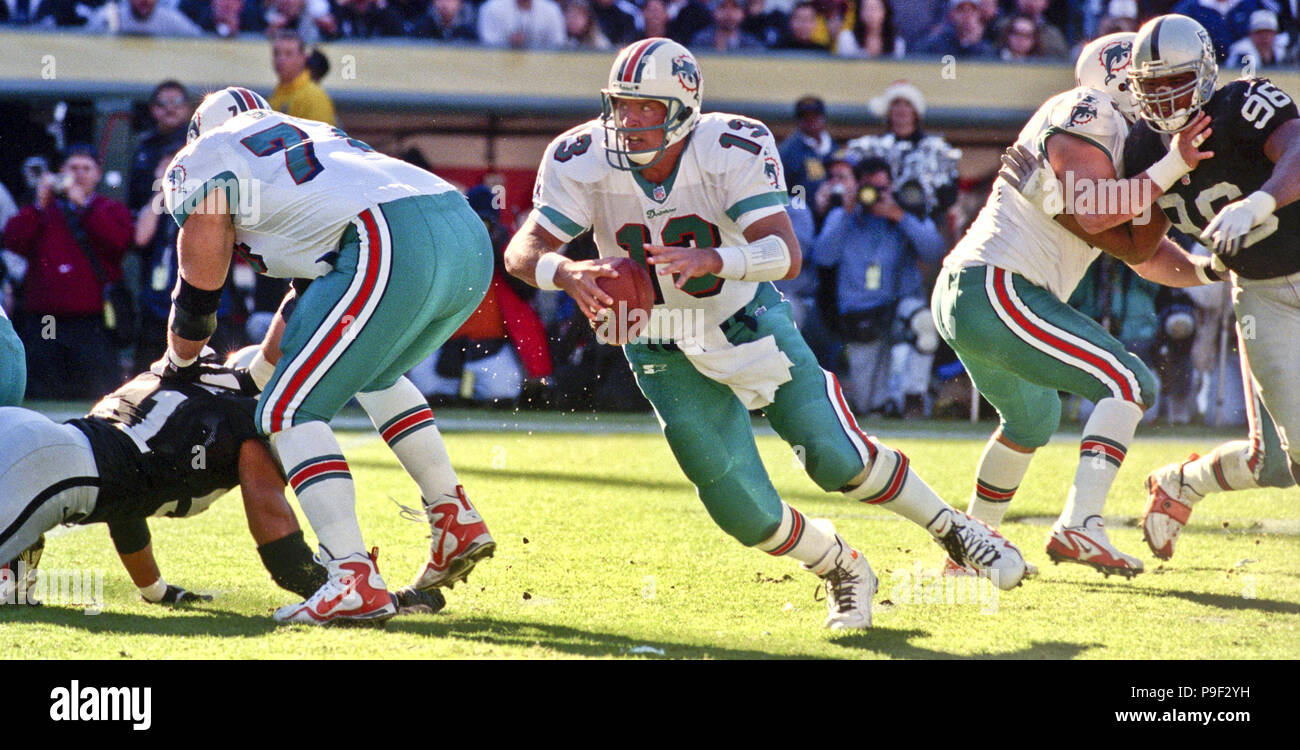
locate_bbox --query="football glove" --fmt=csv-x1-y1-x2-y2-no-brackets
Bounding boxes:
150,345,217,383
998,143,1063,216
1200,191,1276,257
143,585,212,606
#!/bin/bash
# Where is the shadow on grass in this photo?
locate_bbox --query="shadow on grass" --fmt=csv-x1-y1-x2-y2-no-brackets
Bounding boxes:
827,628,1097,659
0,603,279,638
1060,581,1300,615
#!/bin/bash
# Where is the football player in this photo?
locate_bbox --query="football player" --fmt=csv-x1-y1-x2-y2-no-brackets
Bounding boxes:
0,350,440,614
504,38,1026,632
1122,14,1300,560
160,88,495,625
933,32,1222,578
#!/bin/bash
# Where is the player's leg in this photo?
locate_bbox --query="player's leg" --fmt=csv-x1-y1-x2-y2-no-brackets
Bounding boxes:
352,193,496,592
937,265,1154,576
0,408,99,603
1144,323,1295,559
1230,277,1300,483
744,285,1026,590
0,312,26,407
626,338,875,629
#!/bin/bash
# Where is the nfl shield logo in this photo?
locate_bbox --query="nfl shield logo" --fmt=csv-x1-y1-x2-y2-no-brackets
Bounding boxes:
653,185,666,201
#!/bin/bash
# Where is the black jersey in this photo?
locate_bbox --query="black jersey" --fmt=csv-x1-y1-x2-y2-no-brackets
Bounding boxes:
67,370,261,524
1123,78,1300,280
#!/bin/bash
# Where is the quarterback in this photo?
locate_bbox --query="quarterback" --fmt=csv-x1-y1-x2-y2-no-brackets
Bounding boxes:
0,352,435,613
505,38,1025,631
934,32,1219,577
161,88,494,625
1125,15,1300,559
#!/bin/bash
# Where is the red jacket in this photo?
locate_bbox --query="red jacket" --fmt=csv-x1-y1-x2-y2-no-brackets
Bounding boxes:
2,195,132,316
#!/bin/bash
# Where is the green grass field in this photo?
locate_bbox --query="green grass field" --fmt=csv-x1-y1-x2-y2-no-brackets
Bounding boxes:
3,412,1297,659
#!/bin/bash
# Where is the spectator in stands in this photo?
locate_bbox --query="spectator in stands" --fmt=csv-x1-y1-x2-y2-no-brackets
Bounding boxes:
891,0,947,46
993,0,1068,57
562,0,611,47
1170,0,1266,61
127,80,190,214
741,0,785,46
772,0,830,50
835,0,903,57
915,0,996,57
665,0,713,45
2,145,132,400
477,0,567,48
1227,9,1287,68
805,0,852,48
270,30,337,124
387,0,436,35
692,0,764,50
86,0,202,35
265,0,337,43
334,0,404,37
996,12,1042,59
641,0,670,38
811,151,858,229
415,0,477,40
0,0,51,24
779,95,838,205
590,0,638,45
181,0,265,36
813,156,945,416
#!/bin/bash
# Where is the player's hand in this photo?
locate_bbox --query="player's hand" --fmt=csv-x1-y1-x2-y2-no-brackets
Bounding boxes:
1170,112,1214,169
1200,191,1277,257
998,143,1062,216
554,257,620,321
145,585,213,606
645,244,721,288
150,352,202,382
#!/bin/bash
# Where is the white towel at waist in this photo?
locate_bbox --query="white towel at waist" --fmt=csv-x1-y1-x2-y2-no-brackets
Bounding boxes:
677,325,794,410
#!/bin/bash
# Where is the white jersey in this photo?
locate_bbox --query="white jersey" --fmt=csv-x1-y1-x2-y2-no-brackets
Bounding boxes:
163,110,456,279
531,113,790,338
945,87,1129,301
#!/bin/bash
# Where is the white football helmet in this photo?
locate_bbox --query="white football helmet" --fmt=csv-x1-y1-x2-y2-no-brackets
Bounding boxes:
600,38,702,171
1128,14,1218,133
1075,32,1138,121
187,86,271,144
224,344,262,370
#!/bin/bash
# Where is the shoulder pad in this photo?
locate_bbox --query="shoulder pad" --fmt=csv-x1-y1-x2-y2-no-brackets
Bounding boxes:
692,112,779,171
1048,87,1122,143
542,119,606,184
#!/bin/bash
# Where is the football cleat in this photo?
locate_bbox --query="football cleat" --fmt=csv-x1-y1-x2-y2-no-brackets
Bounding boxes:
806,519,877,631
1142,454,1200,560
0,534,45,606
1046,515,1144,577
274,547,396,626
393,586,446,615
927,509,1026,590
404,486,496,591
943,555,1038,579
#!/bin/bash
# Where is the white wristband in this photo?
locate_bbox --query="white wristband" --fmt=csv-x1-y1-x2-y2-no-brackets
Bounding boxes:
1145,148,1193,193
247,349,275,390
712,235,791,282
534,252,566,291
139,578,168,602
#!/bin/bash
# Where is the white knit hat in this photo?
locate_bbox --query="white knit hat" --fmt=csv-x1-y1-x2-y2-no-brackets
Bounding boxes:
868,80,926,118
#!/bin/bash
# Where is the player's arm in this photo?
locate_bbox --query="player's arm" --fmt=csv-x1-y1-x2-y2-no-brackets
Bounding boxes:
644,211,802,287
165,188,235,368
1042,117,1212,235
1127,236,1224,288
1260,119,1300,211
237,437,327,599
108,519,212,605
503,215,619,321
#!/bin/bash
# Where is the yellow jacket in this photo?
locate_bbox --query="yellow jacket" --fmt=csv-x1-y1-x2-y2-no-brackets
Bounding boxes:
269,70,337,125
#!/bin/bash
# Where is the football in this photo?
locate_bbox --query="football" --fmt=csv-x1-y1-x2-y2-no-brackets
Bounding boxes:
594,257,655,345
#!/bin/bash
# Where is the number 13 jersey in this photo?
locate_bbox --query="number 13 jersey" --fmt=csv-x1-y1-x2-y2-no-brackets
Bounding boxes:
531,113,790,336
163,110,456,280
1124,77,1300,280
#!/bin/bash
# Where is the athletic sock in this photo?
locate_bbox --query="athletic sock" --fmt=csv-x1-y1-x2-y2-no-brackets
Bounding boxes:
257,530,328,599
356,376,461,507
754,502,841,576
1181,441,1259,502
1062,398,1143,527
968,437,1034,528
843,445,951,531
270,420,366,561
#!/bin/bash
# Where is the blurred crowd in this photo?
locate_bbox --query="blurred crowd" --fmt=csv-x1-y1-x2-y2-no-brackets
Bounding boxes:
0,0,1296,63
0,6,1283,428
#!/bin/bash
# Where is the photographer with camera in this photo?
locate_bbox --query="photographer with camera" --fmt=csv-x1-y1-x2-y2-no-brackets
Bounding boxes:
812,156,945,416
1,145,133,400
